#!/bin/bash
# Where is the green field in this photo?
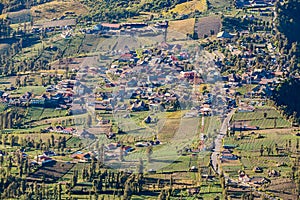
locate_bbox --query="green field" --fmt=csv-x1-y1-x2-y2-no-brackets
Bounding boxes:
0,103,7,112
233,108,282,121
40,108,68,119
223,129,297,179
232,108,291,129
12,85,46,96
66,136,93,150
248,118,291,128
24,107,44,122
23,107,67,124
160,155,198,172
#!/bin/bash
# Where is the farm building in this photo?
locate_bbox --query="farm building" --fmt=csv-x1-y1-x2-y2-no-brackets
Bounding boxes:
94,23,121,31
220,153,239,161
217,31,234,39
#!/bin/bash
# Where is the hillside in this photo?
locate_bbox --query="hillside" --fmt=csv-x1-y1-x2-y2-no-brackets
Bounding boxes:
166,0,207,15
82,0,190,22
0,0,53,13
276,0,300,46
276,0,300,66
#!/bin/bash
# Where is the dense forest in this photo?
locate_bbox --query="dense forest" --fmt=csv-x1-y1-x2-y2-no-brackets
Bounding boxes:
273,0,300,123
272,78,300,123
276,0,300,68
0,0,189,22
81,0,188,22
139,0,187,12
276,0,300,56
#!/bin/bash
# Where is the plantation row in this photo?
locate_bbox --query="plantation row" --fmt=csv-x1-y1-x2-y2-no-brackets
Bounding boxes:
249,118,291,129
24,107,67,123
232,109,282,121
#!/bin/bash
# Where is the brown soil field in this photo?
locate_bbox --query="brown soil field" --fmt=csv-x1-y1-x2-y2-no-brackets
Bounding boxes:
27,160,75,182
195,16,221,39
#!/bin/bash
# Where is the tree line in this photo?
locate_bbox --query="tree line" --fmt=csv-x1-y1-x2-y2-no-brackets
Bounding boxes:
272,78,300,124
276,0,300,68
81,0,189,23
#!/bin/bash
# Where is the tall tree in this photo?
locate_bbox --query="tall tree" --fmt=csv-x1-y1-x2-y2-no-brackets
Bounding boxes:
146,146,153,163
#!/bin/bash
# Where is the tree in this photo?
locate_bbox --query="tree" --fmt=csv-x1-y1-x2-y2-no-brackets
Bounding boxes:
275,143,279,155
15,76,21,88
62,136,67,149
51,134,55,147
87,114,92,127
158,189,166,200
20,179,26,194
0,155,4,166
146,146,153,163
2,134,7,147
100,143,105,164
9,135,15,147
267,147,271,156
169,175,173,189
24,158,29,174
119,145,124,162
123,182,132,200
276,0,300,52
58,184,62,200
291,164,297,180
19,162,23,177
72,170,78,187
260,144,264,156
82,167,87,181
273,79,300,123
136,158,144,174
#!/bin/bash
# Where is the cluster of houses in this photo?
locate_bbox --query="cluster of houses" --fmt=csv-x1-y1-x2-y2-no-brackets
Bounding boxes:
101,42,239,117
220,69,283,99
0,79,79,110
237,170,271,187
96,44,197,113
209,22,293,102
32,151,57,166
70,142,135,162
32,19,76,34
88,21,167,36
220,145,239,163
235,0,276,8
42,126,76,134
69,138,162,162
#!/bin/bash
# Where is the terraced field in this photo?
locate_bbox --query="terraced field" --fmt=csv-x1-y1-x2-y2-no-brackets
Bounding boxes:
223,129,296,178
232,108,291,129
248,118,291,128
23,107,68,124
233,108,282,121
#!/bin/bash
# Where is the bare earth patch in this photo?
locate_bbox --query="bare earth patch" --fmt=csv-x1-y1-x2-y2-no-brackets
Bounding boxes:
168,18,196,40
195,15,222,39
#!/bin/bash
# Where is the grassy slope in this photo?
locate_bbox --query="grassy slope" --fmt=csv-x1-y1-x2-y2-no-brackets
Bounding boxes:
232,108,291,129
223,129,295,179
167,0,208,15
168,18,196,37
30,0,89,21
